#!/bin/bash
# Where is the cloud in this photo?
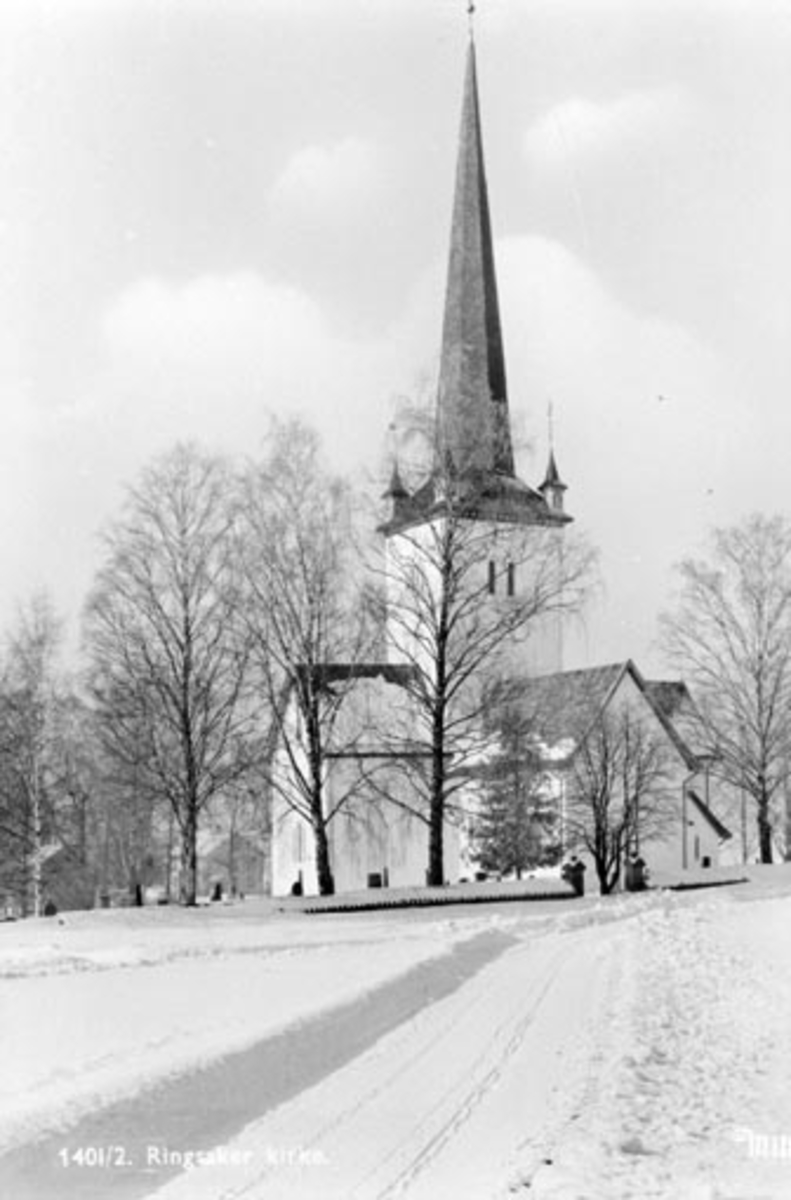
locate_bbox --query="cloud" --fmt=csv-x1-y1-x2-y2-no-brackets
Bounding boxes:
269,136,386,224
524,87,690,170
104,272,326,379
98,272,396,472
1,268,412,645
2,240,767,673
494,234,755,668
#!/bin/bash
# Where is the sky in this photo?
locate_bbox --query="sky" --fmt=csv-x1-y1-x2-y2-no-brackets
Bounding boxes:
0,0,789,673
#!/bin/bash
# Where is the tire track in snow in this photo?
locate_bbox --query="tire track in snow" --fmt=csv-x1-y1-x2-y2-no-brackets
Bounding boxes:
230,938,569,1199
0,927,516,1200
369,941,568,1200
153,927,622,1200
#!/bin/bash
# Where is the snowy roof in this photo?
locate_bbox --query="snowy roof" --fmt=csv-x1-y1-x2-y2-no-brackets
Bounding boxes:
506,663,625,747
506,660,698,770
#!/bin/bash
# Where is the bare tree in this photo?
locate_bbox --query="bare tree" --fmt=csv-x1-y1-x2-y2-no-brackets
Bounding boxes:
89,696,165,905
0,595,65,916
236,419,375,896
83,444,259,905
44,690,103,907
564,709,676,895
374,478,595,887
659,514,791,863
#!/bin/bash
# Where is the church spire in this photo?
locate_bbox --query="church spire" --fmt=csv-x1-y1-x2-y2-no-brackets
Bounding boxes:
435,38,515,479
381,32,572,536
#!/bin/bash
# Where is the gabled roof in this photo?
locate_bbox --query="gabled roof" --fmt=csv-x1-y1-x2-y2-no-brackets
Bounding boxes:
510,660,698,770
508,662,626,748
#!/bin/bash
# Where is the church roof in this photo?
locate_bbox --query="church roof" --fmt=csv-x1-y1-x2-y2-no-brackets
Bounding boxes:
541,450,567,492
382,461,409,501
506,660,698,770
381,39,570,536
510,663,625,748
295,662,419,692
436,40,513,480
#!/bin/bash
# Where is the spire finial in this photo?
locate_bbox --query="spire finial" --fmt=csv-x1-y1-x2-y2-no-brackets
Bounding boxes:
548,398,555,451
467,0,476,39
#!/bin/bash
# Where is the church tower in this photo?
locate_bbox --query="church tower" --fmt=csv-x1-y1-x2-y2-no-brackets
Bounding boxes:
382,33,572,676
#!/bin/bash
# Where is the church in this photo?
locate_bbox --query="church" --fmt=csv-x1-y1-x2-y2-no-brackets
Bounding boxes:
269,34,730,898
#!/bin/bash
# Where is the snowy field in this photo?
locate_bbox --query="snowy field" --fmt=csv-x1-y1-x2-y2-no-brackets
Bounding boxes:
2,870,791,1199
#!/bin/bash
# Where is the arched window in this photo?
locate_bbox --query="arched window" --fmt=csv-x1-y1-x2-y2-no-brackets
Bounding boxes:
488,561,496,594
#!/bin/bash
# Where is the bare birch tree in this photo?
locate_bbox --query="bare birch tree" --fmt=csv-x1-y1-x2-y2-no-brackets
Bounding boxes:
659,513,791,863
235,419,375,896
0,594,64,916
83,444,258,905
375,479,595,887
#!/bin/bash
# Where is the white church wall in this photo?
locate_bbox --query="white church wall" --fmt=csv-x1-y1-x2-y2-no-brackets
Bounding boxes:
271,797,318,897
270,776,462,897
385,515,566,677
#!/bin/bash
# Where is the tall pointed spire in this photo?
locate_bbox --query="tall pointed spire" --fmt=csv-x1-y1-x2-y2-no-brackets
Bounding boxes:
381,32,572,537
435,38,514,479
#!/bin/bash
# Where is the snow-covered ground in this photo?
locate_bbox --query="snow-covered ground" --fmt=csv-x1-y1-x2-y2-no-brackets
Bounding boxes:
2,870,791,1198
0,898,483,1154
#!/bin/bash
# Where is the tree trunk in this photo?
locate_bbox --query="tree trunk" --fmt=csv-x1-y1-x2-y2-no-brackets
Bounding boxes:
314,817,334,896
179,808,198,905
228,823,237,897
427,709,446,888
427,809,444,887
31,757,43,919
306,719,334,895
757,793,773,864
165,806,175,902
608,862,621,895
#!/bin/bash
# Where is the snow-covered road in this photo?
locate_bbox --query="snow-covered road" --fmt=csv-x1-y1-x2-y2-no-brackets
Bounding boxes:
147,920,627,1200
2,875,791,1199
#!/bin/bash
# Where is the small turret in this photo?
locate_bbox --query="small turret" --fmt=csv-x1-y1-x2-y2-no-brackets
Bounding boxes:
540,450,568,514
382,460,411,522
